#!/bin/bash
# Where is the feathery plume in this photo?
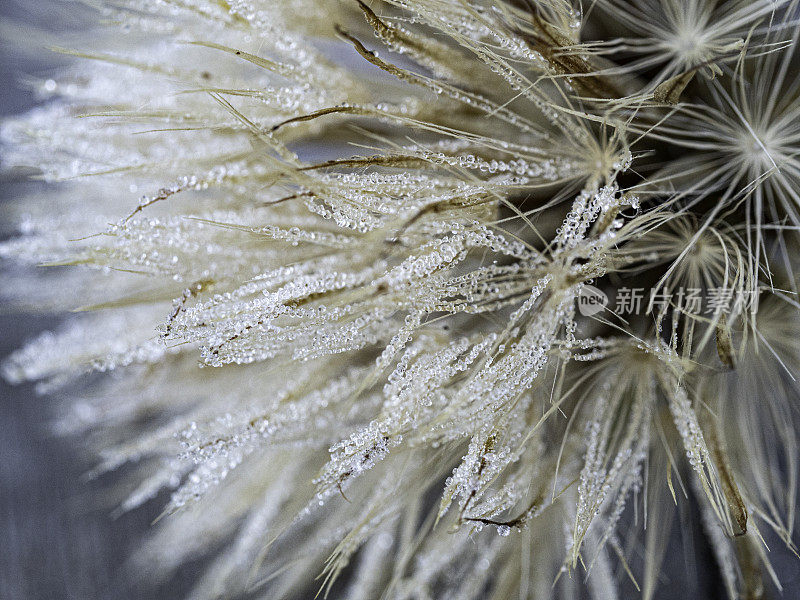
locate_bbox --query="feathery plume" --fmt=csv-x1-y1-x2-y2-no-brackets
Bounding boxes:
2,1,800,598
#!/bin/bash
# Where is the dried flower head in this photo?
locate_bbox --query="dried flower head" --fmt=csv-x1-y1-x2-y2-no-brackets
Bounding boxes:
2,1,800,598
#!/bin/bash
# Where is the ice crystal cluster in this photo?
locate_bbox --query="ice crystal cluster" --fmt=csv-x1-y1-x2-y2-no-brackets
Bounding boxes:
3,1,800,598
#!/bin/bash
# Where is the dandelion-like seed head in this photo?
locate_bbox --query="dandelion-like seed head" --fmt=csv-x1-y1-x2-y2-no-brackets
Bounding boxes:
2,1,800,599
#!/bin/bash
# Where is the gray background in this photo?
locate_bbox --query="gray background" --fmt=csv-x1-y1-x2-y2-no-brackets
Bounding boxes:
0,3,197,599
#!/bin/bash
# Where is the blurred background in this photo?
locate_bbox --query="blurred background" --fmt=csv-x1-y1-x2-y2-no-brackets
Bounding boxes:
0,3,200,599
1,2,799,599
